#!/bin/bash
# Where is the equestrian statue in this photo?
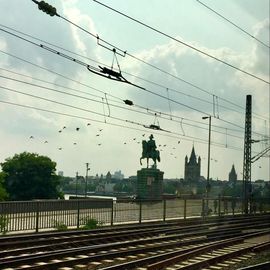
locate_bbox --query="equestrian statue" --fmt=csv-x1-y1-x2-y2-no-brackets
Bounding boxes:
140,134,160,168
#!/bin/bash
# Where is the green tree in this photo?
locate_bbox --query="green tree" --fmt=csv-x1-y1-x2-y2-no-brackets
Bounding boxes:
1,152,60,200
163,182,176,194
0,172,8,201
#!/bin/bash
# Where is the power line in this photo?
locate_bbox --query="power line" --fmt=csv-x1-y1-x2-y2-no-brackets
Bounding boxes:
0,69,249,140
0,23,103,66
92,0,269,84
1,23,268,122
1,98,264,156
0,29,211,115
0,86,220,147
0,82,246,149
0,68,118,103
0,26,239,120
0,24,267,135
0,98,244,151
1,47,266,140
1,75,266,154
123,69,267,122
196,0,270,49
0,28,144,90
0,45,266,138
0,67,259,136
3,18,259,122
0,50,122,104
0,73,245,141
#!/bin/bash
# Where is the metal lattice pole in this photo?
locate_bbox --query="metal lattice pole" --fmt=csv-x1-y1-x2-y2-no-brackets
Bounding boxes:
243,95,252,214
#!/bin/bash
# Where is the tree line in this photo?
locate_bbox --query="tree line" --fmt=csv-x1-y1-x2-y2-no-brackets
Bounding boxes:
0,152,62,201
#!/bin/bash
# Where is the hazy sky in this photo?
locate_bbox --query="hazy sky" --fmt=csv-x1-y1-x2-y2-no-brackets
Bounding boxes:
0,0,269,180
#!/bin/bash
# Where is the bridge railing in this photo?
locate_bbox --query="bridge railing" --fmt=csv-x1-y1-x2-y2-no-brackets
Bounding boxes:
0,197,269,234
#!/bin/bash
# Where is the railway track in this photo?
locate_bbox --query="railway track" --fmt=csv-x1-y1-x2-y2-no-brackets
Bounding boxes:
0,214,269,270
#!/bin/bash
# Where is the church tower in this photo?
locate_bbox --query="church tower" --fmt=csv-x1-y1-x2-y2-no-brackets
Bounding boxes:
184,146,201,182
229,164,237,183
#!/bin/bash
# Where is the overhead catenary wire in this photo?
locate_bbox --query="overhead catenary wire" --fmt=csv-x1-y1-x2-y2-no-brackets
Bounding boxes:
0,29,212,115
0,97,245,152
0,80,236,144
122,69,268,123
0,67,256,136
0,28,144,89
92,0,270,85
196,0,270,49
0,85,229,148
0,46,267,138
0,24,267,136
4,18,262,124
1,43,268,141
0,23,268,122
251,146,270,163
0,74,245,141
0,68,117,103
0,63,266,153
0,26,251,121
1,98,265,156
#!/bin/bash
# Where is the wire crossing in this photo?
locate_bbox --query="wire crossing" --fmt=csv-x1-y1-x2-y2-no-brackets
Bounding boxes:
92,0,270,84
25,4,270,119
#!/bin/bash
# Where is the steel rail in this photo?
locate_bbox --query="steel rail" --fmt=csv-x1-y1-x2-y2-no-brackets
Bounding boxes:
1,217,269,254
101,230,270,270
0,223,269,269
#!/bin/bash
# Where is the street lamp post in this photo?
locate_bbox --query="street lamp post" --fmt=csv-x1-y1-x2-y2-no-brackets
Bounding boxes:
75,171,78,197
85,163,90,197
202,116,212,213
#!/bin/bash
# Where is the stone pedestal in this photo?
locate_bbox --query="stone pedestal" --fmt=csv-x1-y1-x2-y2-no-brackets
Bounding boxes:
137,168,164,200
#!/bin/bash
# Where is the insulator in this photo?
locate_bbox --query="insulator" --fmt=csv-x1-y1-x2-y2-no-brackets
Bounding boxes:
38,0,58,16
149,124,161,130
123,99,133,106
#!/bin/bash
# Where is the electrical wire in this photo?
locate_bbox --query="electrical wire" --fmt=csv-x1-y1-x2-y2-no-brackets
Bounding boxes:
1,98,264,156
2,19,262,122
251,146,270,163
0,67,254,136
1,45,267,139
122,69,268,122
196,0,270,49
1,47,267,140
0,97,244,151
0,27,144,89
0,68,117,102
0,29,212,115
0,23,268,122
1,73,266,153
92,0,270,84
0,73,245,141
0,24,267,136
0,81,248,149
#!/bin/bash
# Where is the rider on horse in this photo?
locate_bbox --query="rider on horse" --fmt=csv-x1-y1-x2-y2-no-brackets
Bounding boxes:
140,134,160,168
148,134,157,157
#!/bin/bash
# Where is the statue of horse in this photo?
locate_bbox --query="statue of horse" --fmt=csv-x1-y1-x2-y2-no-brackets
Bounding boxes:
140,140,160,168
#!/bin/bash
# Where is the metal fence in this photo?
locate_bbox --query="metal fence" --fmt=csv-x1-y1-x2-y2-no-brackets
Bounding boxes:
0,197,269,234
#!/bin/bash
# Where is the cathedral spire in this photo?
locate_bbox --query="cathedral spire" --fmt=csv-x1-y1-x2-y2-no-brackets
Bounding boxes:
229,164,237,182
184,146,201,182
189,145,197,164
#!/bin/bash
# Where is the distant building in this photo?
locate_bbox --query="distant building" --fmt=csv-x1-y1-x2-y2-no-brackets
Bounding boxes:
104,183,115,193
184,146,201,182
228,164,237,183
113,170,124,180
106,171,112,181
